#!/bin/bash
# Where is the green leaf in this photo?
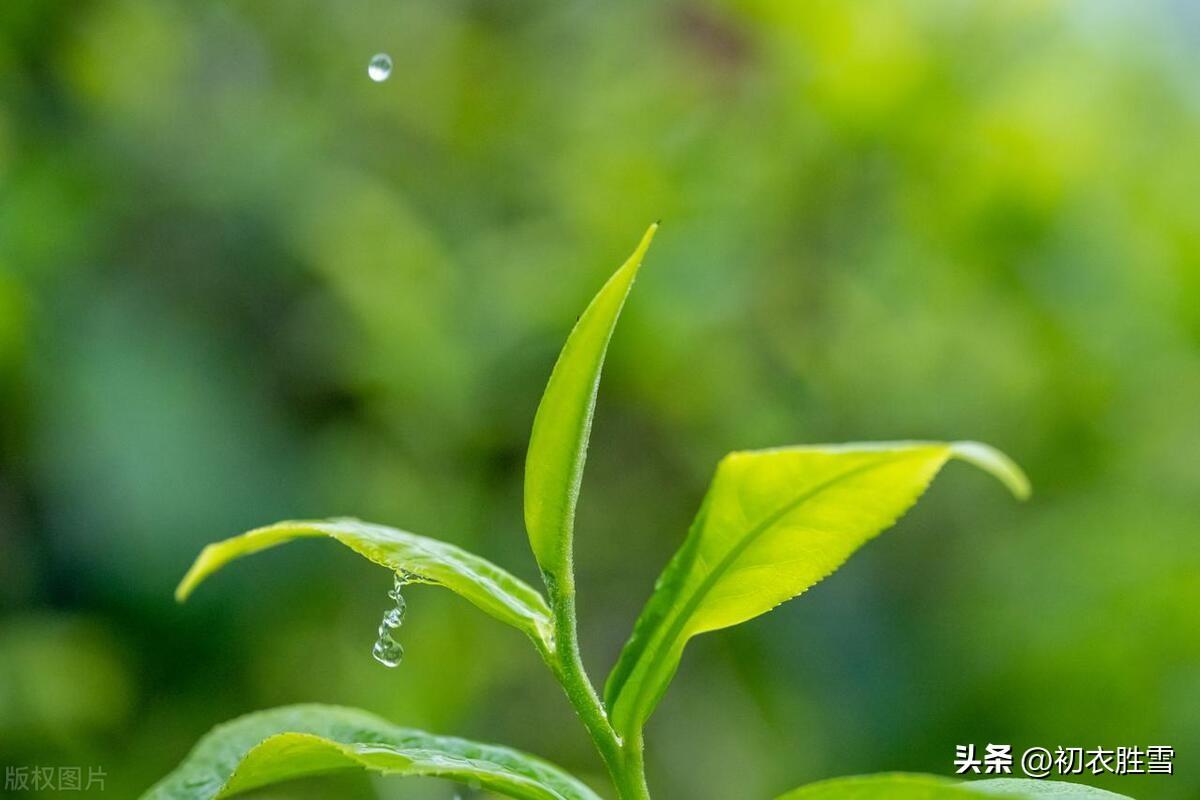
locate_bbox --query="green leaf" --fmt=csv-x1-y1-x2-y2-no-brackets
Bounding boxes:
968,778,1132,798
605,441,1029,736
142,704,602,800
176,518,553,651
774,774,1130,800
524,224,657,588
776,773,993,799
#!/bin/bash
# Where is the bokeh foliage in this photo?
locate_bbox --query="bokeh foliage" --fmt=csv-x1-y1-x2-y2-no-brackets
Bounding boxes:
1,1,1197,798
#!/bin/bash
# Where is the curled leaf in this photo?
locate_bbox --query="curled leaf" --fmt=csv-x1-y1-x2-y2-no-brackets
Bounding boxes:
143,704,601,800
524,224,657,590
177,518,553,651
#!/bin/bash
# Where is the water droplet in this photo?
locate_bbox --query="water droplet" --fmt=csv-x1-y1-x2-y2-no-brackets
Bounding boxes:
372,572,410,667
372,632,404,667
381,603,405,630
367,53,393,82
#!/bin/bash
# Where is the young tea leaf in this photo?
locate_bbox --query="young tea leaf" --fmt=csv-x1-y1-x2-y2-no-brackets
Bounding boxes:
775,774,1130,800
142,704,602,800
524,224,657,591
177,518,553,651
605,441,1029,736
968,778,1132,798
777,773,996,800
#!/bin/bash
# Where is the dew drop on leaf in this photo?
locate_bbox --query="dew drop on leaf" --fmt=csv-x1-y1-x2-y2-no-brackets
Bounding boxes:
367,53,393,82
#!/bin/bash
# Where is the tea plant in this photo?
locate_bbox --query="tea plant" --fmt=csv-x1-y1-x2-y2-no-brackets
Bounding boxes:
147,227,1127,800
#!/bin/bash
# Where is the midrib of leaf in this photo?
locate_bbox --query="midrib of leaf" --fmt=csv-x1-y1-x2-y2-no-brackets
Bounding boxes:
617,448,939,728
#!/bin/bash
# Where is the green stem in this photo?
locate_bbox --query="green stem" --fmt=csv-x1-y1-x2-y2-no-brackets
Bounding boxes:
542,575,650,800
616,730,650,800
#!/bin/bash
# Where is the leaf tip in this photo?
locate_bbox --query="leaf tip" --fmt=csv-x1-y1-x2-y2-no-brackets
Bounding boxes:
949,441,1031,501
631,222,658,266
174,579,194,603
174,567,199,603
174,543,221,602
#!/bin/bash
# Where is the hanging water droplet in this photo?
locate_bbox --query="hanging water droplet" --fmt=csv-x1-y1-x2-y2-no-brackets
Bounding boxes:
367,53,393,82
372,632,404,667
381,603,405,630
388,572,412,601
372,572,410,667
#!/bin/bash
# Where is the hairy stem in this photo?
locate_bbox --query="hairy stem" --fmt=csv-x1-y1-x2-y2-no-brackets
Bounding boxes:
542,574,650,800
615,730,650,800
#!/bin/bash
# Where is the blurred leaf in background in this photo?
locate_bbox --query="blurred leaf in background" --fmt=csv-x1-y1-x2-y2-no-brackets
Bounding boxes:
1,1,1197,798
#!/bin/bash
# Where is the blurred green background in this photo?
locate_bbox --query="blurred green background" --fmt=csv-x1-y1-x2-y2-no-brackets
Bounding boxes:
1,1,1197,798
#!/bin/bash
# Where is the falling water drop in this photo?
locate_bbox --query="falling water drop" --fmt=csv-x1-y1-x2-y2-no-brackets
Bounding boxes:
381,603,405,629
367,53,393,82
372,572,410,667
372,634,404,668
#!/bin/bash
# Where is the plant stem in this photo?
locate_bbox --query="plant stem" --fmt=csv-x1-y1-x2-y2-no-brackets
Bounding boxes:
544,576,651,800
616,730,650,800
